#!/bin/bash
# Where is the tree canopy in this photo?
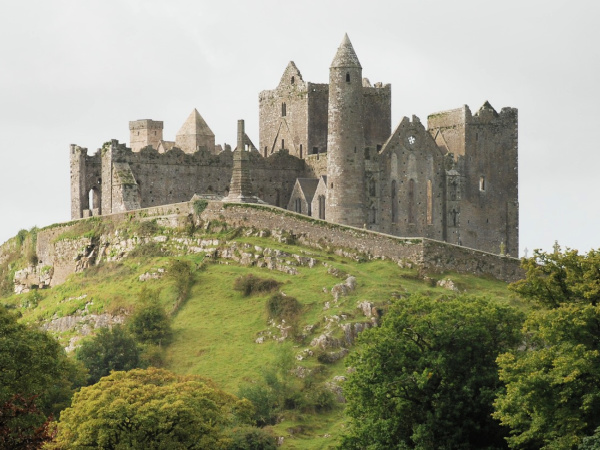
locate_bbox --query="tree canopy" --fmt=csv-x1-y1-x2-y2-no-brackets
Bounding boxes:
53,367,255,449
0,305,84,447
75,324,142,385
341,294,524,449
494,247,600,449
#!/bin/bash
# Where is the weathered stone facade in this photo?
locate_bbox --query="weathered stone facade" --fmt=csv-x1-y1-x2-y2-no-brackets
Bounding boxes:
70,34,518,256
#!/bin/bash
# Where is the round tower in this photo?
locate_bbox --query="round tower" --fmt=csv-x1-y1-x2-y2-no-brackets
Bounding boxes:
326,34,366,227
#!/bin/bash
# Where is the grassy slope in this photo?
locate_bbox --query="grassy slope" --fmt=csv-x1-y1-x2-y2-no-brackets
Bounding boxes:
0,226,521,449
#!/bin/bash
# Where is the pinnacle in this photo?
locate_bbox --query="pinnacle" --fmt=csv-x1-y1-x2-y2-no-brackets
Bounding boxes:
330,33,362,69
177,109,214,137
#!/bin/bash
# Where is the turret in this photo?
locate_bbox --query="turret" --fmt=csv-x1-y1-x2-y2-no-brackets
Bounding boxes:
326,33,366,227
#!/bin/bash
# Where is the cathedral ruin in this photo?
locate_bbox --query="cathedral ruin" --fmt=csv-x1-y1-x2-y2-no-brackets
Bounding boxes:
70,34,518,256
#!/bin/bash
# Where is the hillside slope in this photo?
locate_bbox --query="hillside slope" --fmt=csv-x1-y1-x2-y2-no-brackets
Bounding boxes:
0,214,520,448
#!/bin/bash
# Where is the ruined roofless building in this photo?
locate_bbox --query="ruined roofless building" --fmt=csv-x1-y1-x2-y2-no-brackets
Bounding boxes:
70,34,518,256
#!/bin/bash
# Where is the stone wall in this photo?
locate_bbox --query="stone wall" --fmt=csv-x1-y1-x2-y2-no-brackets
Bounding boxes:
37,198,522,292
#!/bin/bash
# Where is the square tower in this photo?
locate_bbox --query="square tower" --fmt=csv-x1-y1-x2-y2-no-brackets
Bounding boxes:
129,119,163,152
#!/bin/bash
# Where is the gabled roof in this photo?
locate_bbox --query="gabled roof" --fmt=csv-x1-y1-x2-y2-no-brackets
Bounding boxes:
331,33,362,69
176,109,214,137
296,178,320,202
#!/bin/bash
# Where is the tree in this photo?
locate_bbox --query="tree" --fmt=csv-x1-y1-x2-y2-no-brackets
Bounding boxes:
129,287,173,346
0,305,84,447
341,294,524,449
75,324,142,385
494,248,600,449
52,367,254,449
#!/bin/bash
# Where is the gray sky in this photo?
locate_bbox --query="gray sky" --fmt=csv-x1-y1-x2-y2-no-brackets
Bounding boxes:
1,0,598,256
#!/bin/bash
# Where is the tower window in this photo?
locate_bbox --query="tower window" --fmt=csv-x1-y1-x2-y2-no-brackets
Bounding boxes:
282,103,287,117
408,179,415,224
291,76,295,84
346,72,350,82
479,176,486,191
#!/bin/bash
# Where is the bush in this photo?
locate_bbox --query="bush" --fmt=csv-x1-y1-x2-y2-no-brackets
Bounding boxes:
226,426,277,449
75,325,143,385
233,274,281,297
129,287,173,346
167,259,195,313
266,293,301,322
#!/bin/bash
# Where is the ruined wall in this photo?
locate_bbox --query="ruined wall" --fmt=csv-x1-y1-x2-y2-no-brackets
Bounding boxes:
259,62,310,158
72,140,309,216
70,145,102,219
377,117,446,241
428,106,469,157
306,83,329,156
362,84,391,148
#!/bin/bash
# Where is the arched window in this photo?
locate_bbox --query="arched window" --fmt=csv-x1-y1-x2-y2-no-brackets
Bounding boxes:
295,198,302,213
391,180,398,223
318,195,326,219
427,179,433,225
369,205,376,224
282,103,287,117
408,179,415,224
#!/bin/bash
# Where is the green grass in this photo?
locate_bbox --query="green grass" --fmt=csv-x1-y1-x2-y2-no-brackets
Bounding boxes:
0,223,519,448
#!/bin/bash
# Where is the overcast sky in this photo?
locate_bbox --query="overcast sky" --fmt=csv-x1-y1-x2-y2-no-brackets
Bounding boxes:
1,0,598,256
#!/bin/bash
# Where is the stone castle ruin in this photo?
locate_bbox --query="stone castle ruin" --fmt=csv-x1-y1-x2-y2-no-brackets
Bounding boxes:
71,34,518,256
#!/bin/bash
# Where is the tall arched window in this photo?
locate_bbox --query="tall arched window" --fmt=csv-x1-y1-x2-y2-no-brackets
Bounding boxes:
369,179,376,197
391,180,398,223
427,179,433,225
369,205,376,224
318,195,326,219
408,179,415,224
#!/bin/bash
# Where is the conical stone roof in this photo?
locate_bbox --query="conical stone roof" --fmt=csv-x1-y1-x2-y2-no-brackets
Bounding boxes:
330,33,362,69
176,109,214,137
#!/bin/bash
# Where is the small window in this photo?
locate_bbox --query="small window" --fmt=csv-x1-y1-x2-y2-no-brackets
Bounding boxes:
346,72,350,82
330,183,333,189
291,76,295,84
300,144,303,158
282,103,287,117
365,148,370,160
312,146,318,155
281,139,285,149
264,146,267,157
479,176,486,191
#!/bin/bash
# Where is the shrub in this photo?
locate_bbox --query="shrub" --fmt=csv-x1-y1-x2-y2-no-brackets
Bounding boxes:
193,199,209,216
75,325,143,385
266,293,301,322
129,287,172,346
226,426,278,450
233,274,281,297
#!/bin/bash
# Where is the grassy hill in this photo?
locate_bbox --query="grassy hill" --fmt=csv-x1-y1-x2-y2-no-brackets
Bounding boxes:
0,218,521,448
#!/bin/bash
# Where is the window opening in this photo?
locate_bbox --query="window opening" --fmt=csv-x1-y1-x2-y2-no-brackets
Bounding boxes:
408,179,415,224
282,103,286,117
427,180,433,225
300,144,303,158
346,72,350,82
479,176,486,191
369,179,376,197
391,180,398,223
291,76,295,84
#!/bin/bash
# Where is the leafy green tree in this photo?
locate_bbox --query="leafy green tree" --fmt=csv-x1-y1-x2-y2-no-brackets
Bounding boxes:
52,367,254,449
341,294,524,449
494,248,600,449
0,305,85,446
75,324,142,385
129,287,173,346
510,247,600,308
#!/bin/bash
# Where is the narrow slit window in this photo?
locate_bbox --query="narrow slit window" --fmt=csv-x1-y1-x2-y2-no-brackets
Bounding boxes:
282,103,286,117
346,72,350,82
479,176,486,191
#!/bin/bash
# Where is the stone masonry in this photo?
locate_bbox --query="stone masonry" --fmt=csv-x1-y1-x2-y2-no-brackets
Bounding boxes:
70,34,518,256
